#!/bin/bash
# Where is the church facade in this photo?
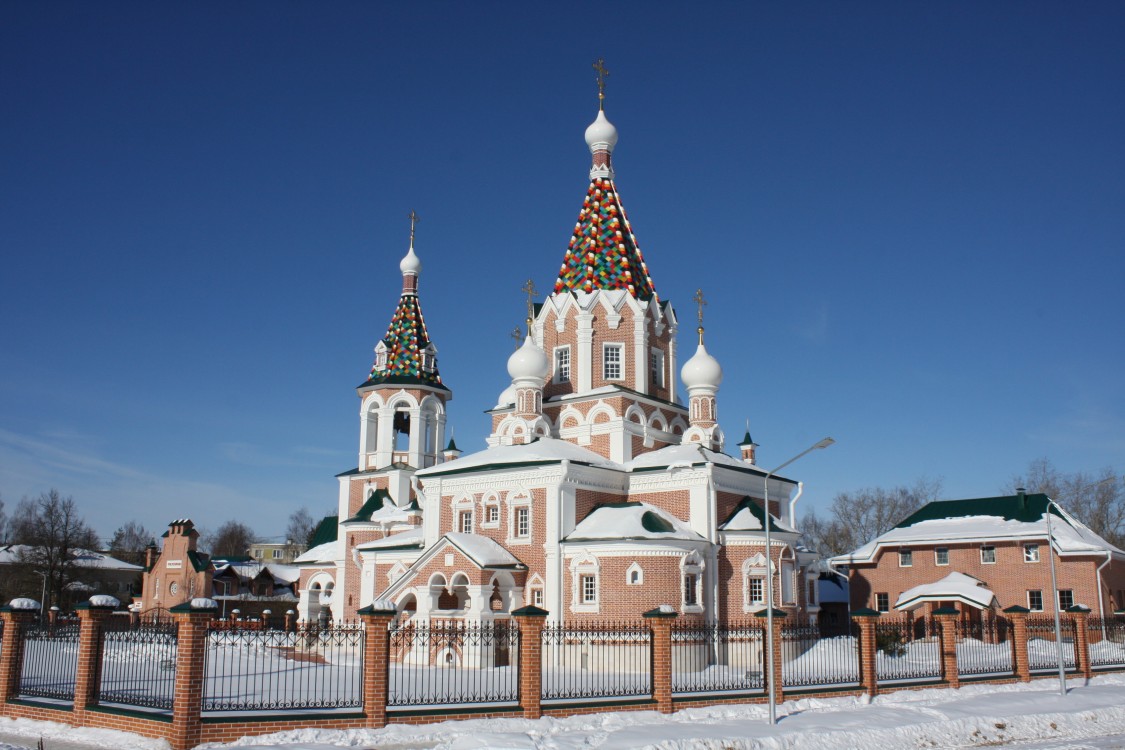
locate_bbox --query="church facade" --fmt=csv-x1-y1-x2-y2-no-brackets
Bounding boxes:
295,95,822,626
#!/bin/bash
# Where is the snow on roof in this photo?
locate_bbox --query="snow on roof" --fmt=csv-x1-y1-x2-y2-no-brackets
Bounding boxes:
356,527,424,551
719,497,796,534
895,572,998,611
444,533,525,568
0,545,142,571
417,437,622,477
565,502,706,543
294,539,340,565
625,443,744,472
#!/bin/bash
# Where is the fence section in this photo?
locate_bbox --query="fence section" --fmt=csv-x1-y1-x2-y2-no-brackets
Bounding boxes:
955,618,1013,678
781,622,860,688
18,621,81,701
1027,616,1076,673
1087,617,1125,670
387,620,519,707
99,620,179,710
202,623,365,711
874,618,941,683
671,621,764,695
541,622,650,701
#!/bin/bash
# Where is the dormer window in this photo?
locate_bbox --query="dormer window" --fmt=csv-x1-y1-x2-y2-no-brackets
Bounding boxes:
421,344,437,374
374,342,389,372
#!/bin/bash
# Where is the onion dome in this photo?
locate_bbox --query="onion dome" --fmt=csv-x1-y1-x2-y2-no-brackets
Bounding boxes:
495,383,517,408
507,335,550,383
584,109,619,153
681,342,723,393
399,244,421,276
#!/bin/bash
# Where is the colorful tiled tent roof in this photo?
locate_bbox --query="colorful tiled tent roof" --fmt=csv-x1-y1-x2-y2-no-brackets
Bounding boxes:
553,176,657,300
361,291,446,389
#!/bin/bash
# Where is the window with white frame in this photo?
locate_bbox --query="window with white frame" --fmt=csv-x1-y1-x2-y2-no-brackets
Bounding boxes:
602,343,623,380
1058,589,1074,610
899,549,913,567
1024,544,1040,563
935,547,949,566
683,573,698,607
780,559,795,604
748,577,764,604
682,554,704,610
1028,590,1044,611
554,346,571,383
459,510,473,534
650,348,664,388
571,557,600,612
626,562,644,585
980,546,996,564
742,555,769,610
581,574,597,604
508,492,532,542
515,507,530,538
485,504,500,526
533,589,544,607
876,592,889,612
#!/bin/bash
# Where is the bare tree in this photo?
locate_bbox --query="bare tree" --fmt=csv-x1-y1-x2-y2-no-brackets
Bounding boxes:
108,521,155,566
206,520,255,558
9,490,100,610
802,478,943,556
286,507,317,548
1008,458,1125,548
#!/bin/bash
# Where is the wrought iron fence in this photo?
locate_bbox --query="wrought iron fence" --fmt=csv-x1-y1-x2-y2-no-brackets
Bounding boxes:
671,621,764,695
99,619,179,710
781,622,860,688
955,618,1013,677
1027,615,1076,673
19,621,81,701
202,623,364,711
541,621,650,701
1087,617,1125,669
387,619,520,707
874,618,941,683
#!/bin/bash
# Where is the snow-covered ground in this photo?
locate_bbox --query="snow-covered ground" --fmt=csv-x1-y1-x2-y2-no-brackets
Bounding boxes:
8,675,1125,749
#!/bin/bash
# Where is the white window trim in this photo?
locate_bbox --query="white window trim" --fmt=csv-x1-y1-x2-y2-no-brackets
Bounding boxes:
570,557,600,614
1028,589,1044,611
681,553,705,613
935,547,949,566
515,507,531,539
1058,589,1074,610
899,549,913,567
980,546,996,565
507,492,532,545
602,343,624,381
553,345,571,384
1024,544,1040,563
875,593,890,612
626,561,644,586
649,347,665,388
741,554,772,613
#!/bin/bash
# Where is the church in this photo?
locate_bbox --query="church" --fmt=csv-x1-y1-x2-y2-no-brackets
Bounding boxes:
295,76,823,626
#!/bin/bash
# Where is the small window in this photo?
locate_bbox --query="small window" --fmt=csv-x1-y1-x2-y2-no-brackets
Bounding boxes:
580,574,597,604
749,577,764,604
629,569,640,584
1024,544,1040,563
683,573,698,606
272,549,282,559
554,347,571,384
1028,590,1044,611
486,505,499,524
876,593,889,612
516,507,530,538
650,348,664,388
459,510,473,534
935,547,949,566
533,589,543,607
602,343,623,380
980,546,996,564
808,582,817,606
899,549,913,567
1058,589,1074,610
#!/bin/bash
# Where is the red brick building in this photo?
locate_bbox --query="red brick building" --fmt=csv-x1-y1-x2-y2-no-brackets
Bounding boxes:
831,491,1125,619
295,95,828,628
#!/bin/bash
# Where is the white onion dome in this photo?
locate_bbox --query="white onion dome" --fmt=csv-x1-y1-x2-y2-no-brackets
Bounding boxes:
495,383,517,408
584,109,619,153
507,335,550,383
681,342,723,393
399,244,422,275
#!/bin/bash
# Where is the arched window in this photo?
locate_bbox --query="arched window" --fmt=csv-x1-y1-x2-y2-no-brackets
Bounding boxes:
681,552,704,611
392,402,411,452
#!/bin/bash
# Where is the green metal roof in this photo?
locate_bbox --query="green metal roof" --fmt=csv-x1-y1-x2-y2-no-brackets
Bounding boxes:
307,515,339,548
344,488,391,523
894,493,1058,529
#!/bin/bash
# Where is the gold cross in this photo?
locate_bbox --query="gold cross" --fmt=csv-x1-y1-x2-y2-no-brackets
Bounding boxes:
593,58,609,110
692,288,707,343
510,327,523,350
521,279,539,328
408,210,420,245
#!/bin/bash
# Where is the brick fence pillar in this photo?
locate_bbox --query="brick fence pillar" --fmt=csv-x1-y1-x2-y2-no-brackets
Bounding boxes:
0,602,39,704
513,605,548,719
643,606,678,714
358,603,396,729
170,599,217,750
1004,606,1031,682
1069,606,1092,679
74,598,117,717
934,607,960,689
755,608,787,706
850,608,880,697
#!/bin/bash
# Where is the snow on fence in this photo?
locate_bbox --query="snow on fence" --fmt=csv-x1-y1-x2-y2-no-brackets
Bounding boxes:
781,623,860,688
202,623,365,711
387,619,520,707
19,621,80,701
955,618,1014,678
1087,617,1125,670
874,618,941,683
541,622,650,701
671,621,764,695
1027,615,1077,673
98,619,179,710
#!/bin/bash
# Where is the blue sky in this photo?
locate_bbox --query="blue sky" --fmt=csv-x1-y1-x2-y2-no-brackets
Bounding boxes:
2,3,1122,543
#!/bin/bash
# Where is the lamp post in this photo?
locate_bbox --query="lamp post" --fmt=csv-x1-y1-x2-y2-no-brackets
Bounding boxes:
763,436,835,725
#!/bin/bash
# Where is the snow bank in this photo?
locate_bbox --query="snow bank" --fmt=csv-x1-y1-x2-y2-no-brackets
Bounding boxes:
89,594,121,608
7,598,39,610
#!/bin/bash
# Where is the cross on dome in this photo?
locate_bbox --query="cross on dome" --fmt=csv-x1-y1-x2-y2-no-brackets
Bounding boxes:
521,278,539,331
593,58,609,111
693,288,707,343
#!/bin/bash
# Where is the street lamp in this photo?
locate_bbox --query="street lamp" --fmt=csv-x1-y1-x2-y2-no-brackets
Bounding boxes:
763,436,835,725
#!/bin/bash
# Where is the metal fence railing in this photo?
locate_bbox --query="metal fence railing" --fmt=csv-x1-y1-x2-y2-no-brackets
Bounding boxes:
1027,615,1076,673
1087,617,1125,669
781,622,860,689
19,620,81,701
98,619,179,710
388,620,520,707
541,622,650,701
671,621,764,695
202,623,365,711
955,618,1013,678
874,618,941,683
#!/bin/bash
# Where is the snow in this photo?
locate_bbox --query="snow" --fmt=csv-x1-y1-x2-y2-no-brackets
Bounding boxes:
356,527,424,551
88,595,121,608
294,540,340,565
417,438,622,476
444,533,524,567
191,598,219,609
565,502,706,543
7,598,39,610
0,545,142,571
625,443,749,473
895,571,998,611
